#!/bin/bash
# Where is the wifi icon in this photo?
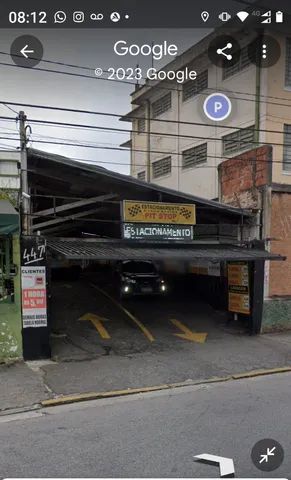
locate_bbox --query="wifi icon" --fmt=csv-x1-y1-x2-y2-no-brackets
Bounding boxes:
236,11,249,22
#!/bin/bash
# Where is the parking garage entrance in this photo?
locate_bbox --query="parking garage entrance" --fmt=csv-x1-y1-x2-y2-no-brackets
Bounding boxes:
21,149,284,361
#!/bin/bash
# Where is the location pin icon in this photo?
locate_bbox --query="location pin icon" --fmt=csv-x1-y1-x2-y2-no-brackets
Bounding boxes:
201,11,209,22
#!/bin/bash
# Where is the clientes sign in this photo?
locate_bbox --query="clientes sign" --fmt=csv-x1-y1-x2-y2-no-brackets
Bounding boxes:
114,40,178,60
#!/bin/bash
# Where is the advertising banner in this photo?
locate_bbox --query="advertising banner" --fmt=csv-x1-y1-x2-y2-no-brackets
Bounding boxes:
21,266,47,328
123,200,196,225
228,261,250,315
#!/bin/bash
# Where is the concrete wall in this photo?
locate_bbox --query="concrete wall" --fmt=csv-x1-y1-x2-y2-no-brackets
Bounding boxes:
262,298,291,333
269,191,291,297
0,151,21,191
0,235,23,362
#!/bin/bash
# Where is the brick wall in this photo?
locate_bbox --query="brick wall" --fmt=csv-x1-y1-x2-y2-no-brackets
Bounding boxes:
269,192,291,296
219,146,271,208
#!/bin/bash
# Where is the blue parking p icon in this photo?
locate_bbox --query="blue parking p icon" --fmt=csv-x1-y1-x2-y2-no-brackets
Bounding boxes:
203,93,232,122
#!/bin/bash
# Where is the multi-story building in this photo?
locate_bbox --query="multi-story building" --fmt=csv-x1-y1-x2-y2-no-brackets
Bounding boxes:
121,25,291,329
121,26,291,200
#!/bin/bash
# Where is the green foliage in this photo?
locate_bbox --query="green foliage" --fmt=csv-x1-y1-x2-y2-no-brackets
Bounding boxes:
0,189,18,207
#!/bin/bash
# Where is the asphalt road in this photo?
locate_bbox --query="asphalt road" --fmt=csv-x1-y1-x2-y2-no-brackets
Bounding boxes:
1,372,290,478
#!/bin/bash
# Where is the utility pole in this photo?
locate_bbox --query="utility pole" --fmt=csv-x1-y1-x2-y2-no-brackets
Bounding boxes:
18,111,30,234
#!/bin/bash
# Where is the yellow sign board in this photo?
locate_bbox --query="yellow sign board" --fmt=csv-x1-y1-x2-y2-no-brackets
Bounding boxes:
228,262,250,315
123,201,196,225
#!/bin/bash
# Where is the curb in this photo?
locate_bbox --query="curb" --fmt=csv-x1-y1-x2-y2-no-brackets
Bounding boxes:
232,366,291,379
0,404,41,417
41,366,291,408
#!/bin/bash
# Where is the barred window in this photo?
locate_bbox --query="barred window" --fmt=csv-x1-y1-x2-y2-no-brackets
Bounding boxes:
182,143,207,169
283,124,291,170
183,70,208,101
223,45,252,80
152,156,172,178
137,117,146,133
137,170,146,181
222,126,255,155
285,38,291,86
152,93,171,118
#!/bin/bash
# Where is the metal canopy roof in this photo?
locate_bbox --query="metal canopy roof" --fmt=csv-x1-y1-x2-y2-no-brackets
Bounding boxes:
47,238,284,262
27,148,253,238
28,149,251,218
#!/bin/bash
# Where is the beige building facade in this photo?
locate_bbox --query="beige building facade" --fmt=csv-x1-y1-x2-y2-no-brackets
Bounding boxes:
122,29,291,199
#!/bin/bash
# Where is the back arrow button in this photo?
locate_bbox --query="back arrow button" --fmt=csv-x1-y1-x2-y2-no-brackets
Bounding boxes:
20,45,35,59
10,35,43,68
194,453,235,478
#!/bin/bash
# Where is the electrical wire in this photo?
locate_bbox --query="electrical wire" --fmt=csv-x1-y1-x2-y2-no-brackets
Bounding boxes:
2,51,291,107
14,132,291,155
0,100,289,137
1,129,290,167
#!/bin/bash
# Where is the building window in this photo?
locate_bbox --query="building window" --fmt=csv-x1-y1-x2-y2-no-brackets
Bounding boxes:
182,143,207,169
137,170,146,181
182,70,208,101
152,156,172,178
223,45,252,80
152,93,171,118
137,117,146,133
283,124,291,170
222,126,255,155
285,38,291,86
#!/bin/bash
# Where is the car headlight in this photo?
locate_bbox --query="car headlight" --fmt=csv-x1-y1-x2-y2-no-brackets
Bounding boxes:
160,284,167,292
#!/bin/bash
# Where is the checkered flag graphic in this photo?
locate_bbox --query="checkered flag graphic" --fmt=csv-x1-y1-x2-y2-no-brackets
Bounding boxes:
180,207,192,220
128,204,142,218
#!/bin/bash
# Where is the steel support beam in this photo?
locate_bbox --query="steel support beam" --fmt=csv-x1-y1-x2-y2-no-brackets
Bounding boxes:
33,193,117,218
31,207,106,231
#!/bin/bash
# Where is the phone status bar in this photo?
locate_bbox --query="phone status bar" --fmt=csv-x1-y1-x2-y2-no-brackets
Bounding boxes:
0,0,290,28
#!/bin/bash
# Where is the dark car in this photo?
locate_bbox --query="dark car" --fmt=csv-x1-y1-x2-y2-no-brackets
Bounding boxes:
115,260,168,299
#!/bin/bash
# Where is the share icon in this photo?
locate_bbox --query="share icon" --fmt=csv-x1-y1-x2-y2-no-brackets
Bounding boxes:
216,42,232,60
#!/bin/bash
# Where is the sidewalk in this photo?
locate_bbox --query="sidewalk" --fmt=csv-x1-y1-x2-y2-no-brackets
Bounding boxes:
1,331,291,413
0,361,50,412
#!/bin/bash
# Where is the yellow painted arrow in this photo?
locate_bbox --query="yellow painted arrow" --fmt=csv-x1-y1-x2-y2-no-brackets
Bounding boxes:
79,313,111,340
170,319,208,343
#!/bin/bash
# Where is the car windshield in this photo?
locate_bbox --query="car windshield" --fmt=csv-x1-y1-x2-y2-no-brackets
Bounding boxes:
122,262,157,274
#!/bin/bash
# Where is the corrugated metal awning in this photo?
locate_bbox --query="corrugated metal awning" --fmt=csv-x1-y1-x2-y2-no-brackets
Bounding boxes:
47,238,284,262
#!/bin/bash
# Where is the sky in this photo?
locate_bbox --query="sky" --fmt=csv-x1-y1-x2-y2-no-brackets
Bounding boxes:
0,28,210,174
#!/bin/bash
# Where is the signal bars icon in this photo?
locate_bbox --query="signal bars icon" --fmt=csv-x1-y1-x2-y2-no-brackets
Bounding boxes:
261,10,272,23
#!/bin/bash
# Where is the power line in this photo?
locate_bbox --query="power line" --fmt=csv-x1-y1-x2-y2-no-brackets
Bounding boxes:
1,117,290,164
29,121,235,145
9,136,287,167
0,142,17,149
0,60,284,112
1,103,18,115
2,51,291,108
0,59,288,110
23,126,291,151
0,102,288,137
0,116,273,153
0,110,291,155
1,114,288,159
1,114,247,151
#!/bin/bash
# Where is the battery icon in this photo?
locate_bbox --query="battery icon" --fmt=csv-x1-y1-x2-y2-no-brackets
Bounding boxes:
276,11,283,22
